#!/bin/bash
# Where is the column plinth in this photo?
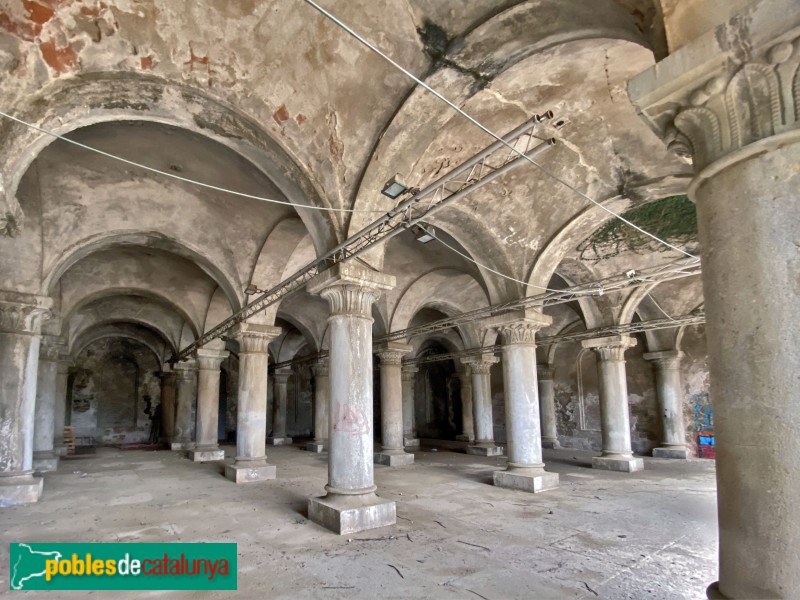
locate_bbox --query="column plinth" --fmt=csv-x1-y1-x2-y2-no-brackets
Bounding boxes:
455,369,475,442
0,291,52,506
307,264,396,534
188,347,228,462
644,351,689,459
488,314,559,494
401,365,420,447
374,342,414,466
461,355,503,456
268,368,293,445
630,5,800,593
170,360,197,451
225,323,280,483
582,336,643,473
537,364,559,449
306,359,330,453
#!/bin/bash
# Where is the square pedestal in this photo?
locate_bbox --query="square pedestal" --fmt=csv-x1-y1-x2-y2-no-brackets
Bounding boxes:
55,445,68,457
306,441,327,453
455,434,475,442
188,448,225,462
32,455,59,473
374,451,414,466
224,461,277,483
0,475,43,507
267,437,293,446
592,455,645,473
467,445,504,457
493,469,560,493
404,437,420,448
541,440,560,449
309,492,396,535
170,442,190,451
653,447,690,459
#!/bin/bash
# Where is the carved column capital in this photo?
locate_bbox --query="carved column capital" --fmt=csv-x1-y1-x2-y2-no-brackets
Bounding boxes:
273,367,292,384
461,354,499,374
375,341,412,366
643,350,683,371
307,263,394,318
483,311,552,347
195,347,229,371
536,364,555,381
401,364,418,381
312,358,330,378
236,322,281,354
40,336,68,363
173,359,198,381
630,1,800,172
0,291,53,335
582,335,637,362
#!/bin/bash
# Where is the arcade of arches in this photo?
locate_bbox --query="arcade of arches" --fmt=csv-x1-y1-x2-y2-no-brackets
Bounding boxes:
0,1,798,598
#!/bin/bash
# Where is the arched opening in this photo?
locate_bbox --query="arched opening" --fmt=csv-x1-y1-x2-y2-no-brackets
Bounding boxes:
415,342,461,441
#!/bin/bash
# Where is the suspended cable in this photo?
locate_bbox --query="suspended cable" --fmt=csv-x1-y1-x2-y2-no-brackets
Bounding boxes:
0,110,388,214
647,292,677,322
301,0,696,259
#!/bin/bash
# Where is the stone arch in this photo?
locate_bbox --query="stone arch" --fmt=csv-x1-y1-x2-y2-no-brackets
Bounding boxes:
71,322,173,364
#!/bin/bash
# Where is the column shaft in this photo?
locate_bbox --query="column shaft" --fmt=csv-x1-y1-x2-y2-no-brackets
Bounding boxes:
171,361,197,451
401,365,419,447
53,360,70,456
374,343,413,466
32,337,64,473
159,371,176,443
456,370,475,442
306,360,329,452
537,365,559,449
462,355,502,456
268,368,292,445
644,351,689,459
189,347,228,462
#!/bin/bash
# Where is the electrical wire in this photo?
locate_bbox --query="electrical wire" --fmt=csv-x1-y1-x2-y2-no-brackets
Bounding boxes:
647,292,677,322
0,110,387,214
302,0,697,259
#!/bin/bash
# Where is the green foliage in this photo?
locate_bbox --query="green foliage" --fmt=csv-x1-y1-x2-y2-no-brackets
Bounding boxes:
578,195,698,260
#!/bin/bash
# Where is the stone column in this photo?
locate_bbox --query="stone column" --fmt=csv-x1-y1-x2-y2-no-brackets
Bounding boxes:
171,360,197,451
490,314,559,493
374,342,414,466
53,358,71,456
581,336,643,473
643,351,689,459
268,368,293,445
224,323,281,483
307,358,330,453
401,364,420,447
32,336,67,473
630,6,800,595
188,347,228,462
0,291,52,507
461,354,502,456
159,369,177,444
307,263,396,535
536,364,559,449
455,368,475,442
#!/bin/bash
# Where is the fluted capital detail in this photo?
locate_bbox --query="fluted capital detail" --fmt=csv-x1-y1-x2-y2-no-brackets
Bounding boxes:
537,364,555,380
375,341,412,366
307,263,394,318
582,335,636,362
483,311,551,346
643,350,683,371
173,359,198,381
236,322,281,354
629,1,800,171
0,291,53,335
195,347,229,371
461,354,499,374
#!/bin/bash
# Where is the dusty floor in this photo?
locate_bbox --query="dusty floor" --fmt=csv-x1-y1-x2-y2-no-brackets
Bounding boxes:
0,444,717,599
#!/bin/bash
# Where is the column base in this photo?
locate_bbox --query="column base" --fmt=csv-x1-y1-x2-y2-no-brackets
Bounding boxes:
653,446,690,459
467,444,504,457
308,492,396,535
403,437,420,448
170,442,191,451
493,467,560,493
374,450,414,466
541,438,559,449
267,437,293,446
306,441,327,453
55,445,68,457
455,434,475,442
32,452,59,473
0,474,43,507
188,448,225,462
224,459,277,483
592,455,644,473
706,582,728,599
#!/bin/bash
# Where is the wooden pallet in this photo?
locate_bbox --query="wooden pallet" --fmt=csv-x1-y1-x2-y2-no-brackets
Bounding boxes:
63,426,76,455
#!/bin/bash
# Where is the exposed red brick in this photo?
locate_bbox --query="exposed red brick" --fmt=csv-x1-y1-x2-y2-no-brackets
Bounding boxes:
273,104,290,124
140,55,154,70
0,11,40,41
295,113,306,125
39,37,78,74
23,0,55,25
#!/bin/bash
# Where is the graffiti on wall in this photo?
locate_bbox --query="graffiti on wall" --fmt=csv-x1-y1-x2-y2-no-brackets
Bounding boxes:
693,393,715,459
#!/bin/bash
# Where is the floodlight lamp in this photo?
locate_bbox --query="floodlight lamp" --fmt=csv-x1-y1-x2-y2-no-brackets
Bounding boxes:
244,284,259,296
381,174,408,199
415,225,435,244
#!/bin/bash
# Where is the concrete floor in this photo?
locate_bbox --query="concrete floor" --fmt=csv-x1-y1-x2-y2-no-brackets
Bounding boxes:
0,445,717,599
